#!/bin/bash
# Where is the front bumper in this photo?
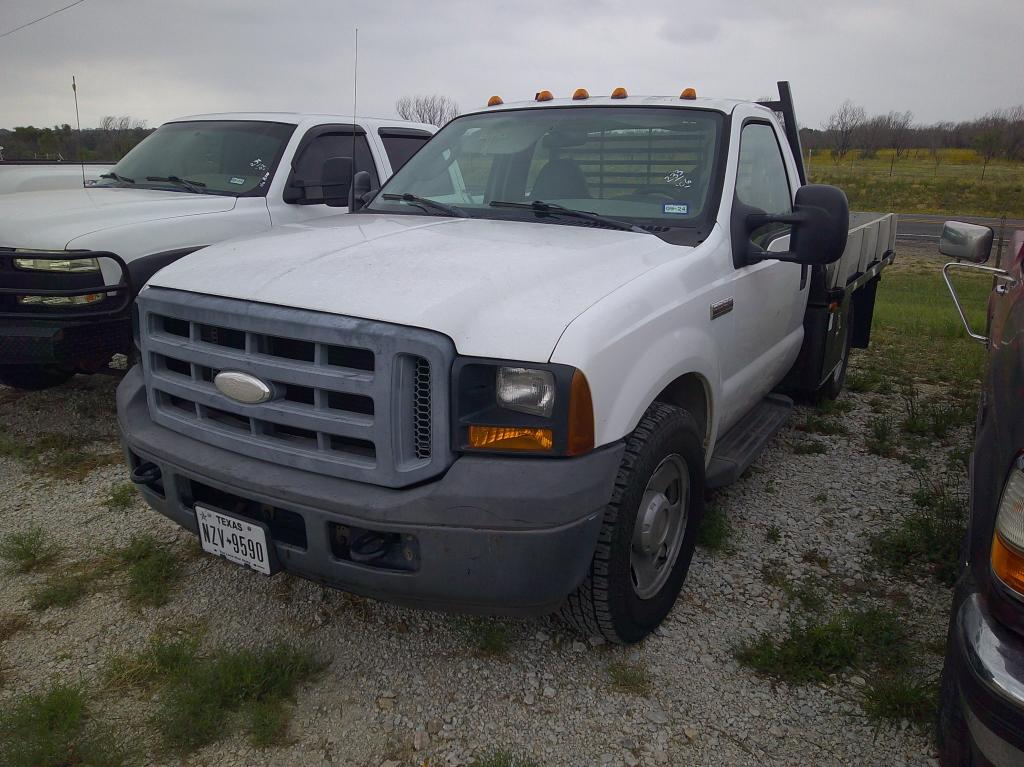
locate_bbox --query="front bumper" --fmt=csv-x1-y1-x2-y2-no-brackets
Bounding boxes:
117,366,623,614
0,315,130,368
950,591,1024,766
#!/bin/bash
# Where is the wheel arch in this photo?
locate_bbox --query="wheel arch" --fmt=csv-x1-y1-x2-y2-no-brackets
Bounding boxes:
651,372,713,454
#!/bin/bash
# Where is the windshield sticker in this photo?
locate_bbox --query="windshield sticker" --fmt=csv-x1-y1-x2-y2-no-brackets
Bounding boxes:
229,176,246,185
663,203,689,215
664,169,694,188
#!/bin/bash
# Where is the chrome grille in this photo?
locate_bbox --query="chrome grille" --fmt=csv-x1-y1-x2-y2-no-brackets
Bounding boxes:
138,288,454,488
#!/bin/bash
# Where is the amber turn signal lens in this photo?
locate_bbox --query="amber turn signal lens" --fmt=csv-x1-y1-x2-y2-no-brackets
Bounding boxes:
468,425,553,452
487,95,504,106
535,90,554,102
567,370,594,456
572,88,589,100
993,533,1024,594
610,87,628,99
680,87,697,100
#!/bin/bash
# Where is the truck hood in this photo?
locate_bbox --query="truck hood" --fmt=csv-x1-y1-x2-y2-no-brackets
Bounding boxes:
0,187,237,250
149,213,681,361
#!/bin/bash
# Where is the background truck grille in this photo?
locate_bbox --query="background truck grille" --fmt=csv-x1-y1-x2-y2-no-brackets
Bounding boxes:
138,288,454,488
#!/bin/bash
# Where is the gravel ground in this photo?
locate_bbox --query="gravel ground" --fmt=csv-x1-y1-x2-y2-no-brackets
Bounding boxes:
0,305,953,766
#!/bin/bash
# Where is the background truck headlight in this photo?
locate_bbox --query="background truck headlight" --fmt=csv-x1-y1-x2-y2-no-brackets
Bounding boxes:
992,456,1024,595
13,256,102,273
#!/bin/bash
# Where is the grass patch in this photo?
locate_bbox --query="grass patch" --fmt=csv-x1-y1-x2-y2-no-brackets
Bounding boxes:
0,684,126,767
113,535,181,607
865,416,897,456
0,427,120,481
104,482,137,512
0,612,30,642
29,573,94,610
765,524,782,543
796,414,847,436
457,617,512,657
470,750,542,767
0,526,60,573
761,563,828,613
862,672,938,727
736,607,907,685
871,472,966,585
111,634,323,754
697,504,732,553
792,439,828,455
607,660,651,696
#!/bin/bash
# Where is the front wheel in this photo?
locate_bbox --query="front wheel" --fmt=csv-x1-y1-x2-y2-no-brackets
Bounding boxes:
560,402,704,644
0,365,74,391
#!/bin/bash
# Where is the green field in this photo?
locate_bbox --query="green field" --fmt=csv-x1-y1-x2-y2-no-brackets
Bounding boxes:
808,148,1024,219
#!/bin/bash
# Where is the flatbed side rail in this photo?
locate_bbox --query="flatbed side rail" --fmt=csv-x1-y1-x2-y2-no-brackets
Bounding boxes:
0,250,132,320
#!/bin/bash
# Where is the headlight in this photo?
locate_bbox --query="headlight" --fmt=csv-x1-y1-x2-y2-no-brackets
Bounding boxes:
454,360,594,455
18,293,104,307
13,256,101,273
496,367,555,417
992,457,1024,595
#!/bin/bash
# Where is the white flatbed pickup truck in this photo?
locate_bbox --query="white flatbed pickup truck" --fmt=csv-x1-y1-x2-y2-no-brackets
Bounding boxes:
0,162,112,195
0,113,434,390
118,82,895,643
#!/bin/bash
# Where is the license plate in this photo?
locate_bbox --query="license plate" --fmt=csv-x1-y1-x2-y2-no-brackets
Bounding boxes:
195,505,271,575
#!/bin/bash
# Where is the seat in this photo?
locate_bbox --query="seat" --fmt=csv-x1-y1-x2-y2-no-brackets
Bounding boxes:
530,158,591,200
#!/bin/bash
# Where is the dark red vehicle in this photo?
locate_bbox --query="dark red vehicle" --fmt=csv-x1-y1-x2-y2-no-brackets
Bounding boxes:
939,222,1024,766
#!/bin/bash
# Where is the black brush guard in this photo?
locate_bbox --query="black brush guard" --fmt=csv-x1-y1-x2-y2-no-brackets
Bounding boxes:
0,249,132,320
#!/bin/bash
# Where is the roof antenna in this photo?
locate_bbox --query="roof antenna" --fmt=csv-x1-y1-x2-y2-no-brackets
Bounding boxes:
350,26,358,208
72,75,85,188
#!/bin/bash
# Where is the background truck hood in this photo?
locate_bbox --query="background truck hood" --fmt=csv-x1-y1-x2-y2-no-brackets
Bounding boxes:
150,213,681,361
0,187,237,250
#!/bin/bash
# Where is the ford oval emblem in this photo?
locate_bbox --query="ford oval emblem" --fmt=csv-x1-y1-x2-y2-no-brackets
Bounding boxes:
213,371,274,405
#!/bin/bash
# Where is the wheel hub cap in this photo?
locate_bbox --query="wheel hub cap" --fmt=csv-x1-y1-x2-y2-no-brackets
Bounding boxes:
629,454,689,600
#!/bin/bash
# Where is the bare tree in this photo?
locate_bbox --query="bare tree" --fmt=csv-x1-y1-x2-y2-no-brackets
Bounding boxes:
98,115,148,158
884,110,914,160
395,95,459,127
856,115,888,159
974,113,1004,180
823,100,866,162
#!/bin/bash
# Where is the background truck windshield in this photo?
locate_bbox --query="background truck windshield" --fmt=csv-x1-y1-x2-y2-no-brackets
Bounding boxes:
369,106,722,227
94,120,295,195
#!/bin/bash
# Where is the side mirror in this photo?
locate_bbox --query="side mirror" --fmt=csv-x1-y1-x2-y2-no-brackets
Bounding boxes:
732,184,849,268
322,156,354,208
939,221,993,264
348,170,375,212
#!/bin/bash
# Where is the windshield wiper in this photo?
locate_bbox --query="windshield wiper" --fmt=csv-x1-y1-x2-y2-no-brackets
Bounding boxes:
145,175,207,194
100,171,135,184
381,192,467,218
489,200,650,234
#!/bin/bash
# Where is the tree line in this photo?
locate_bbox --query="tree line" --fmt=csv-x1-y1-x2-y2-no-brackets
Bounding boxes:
803,100,1024,174
0,116,152,161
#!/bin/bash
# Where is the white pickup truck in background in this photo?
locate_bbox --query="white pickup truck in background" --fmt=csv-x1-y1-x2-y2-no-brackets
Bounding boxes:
0,162,112,194
118,83,895,643
0,113,435,390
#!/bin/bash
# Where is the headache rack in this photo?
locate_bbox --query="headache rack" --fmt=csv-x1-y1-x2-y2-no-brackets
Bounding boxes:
0,249,132,320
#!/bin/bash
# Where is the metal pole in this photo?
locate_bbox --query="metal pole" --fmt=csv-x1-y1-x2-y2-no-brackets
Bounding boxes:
72,75,85,188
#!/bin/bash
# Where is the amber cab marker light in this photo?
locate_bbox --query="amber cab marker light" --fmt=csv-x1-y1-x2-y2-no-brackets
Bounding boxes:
487,95,503,107
572,88,590,100
992,533,1024,594
535,90,554,102
610,87,628,99
567,369,595,456
680,87,697,100
468,425,553,452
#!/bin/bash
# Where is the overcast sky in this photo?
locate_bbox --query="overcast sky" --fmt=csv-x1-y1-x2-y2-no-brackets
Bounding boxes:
2,0,1022,130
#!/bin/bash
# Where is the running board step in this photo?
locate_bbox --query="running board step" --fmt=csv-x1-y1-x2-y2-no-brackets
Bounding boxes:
705,393,793,489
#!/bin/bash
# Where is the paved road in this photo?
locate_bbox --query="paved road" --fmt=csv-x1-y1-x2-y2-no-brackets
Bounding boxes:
896,213,1024,245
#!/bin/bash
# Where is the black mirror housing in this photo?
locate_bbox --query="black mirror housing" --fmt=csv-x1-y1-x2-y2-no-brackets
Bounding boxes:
348,170,375,211
732,184,849,268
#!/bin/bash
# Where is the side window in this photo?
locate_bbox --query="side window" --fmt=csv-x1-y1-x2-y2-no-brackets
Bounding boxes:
379,130,432,172
736,122,792,250
288,131,380,204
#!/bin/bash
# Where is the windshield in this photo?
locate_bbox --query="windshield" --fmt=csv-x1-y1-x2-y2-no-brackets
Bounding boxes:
367,106,723,229
94,120,295,196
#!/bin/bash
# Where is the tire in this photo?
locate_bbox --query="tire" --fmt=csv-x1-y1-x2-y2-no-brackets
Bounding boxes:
818,302,854,401
937,641,971,766
0,365,74,391
560,402,705,644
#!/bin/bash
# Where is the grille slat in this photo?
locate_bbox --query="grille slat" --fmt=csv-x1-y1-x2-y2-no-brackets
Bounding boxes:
140,289,452,488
